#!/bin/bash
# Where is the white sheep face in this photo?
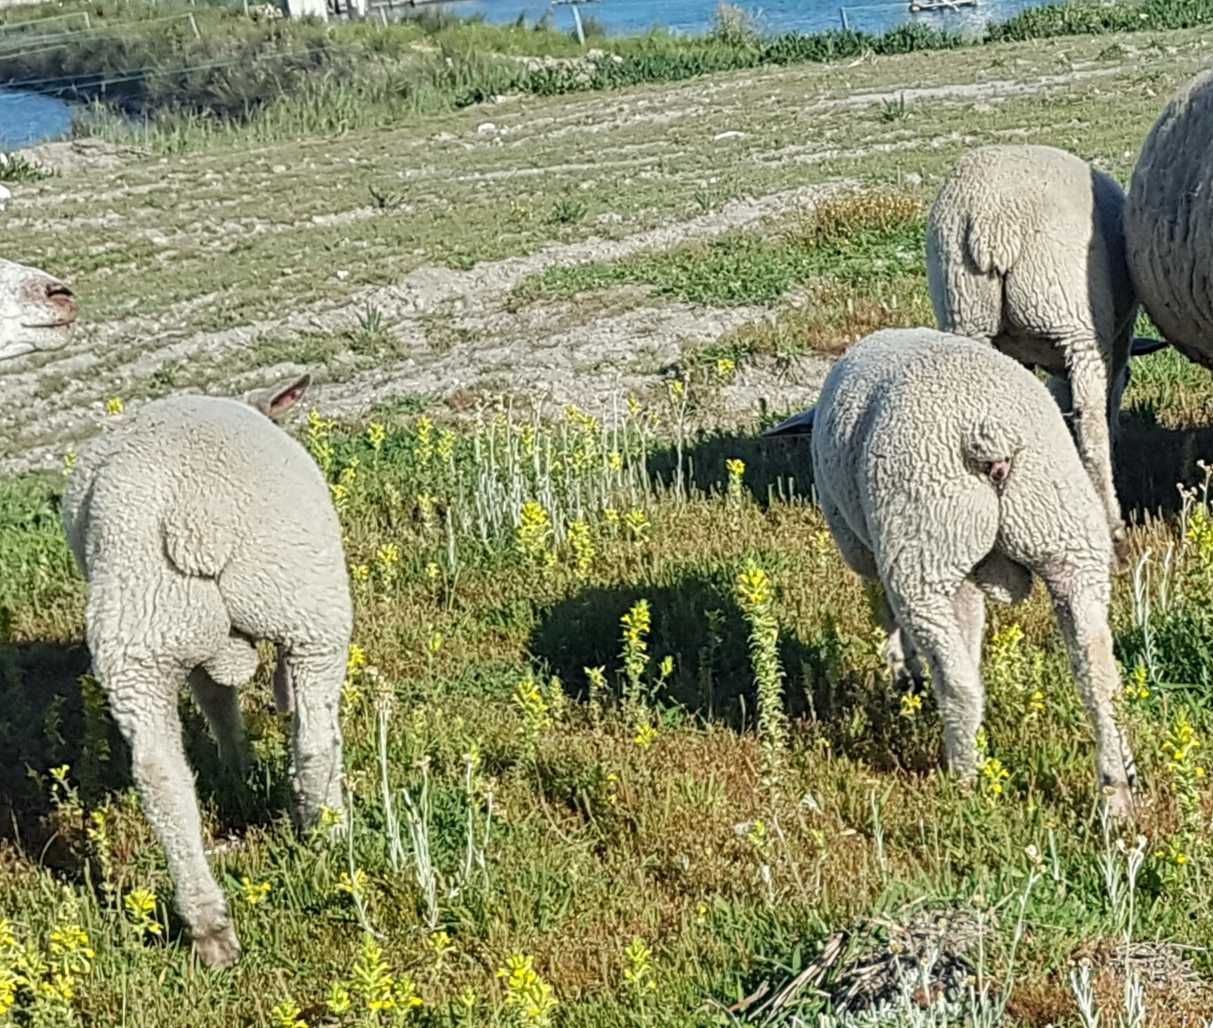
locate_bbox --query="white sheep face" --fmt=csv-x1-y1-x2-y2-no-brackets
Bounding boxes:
0,258,77,361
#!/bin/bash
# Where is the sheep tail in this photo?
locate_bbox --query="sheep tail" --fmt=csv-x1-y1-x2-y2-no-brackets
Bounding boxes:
964,208,1022,276
762,406,816,437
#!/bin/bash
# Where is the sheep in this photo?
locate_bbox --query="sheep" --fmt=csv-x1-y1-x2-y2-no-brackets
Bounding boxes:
60,373,353,969
1125,66,1213,374
0,257,77,361
925,143,1151,562
763,327,1138,816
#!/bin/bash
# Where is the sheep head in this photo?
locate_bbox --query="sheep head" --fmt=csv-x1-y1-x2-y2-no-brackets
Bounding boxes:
245,373,312,422
0,258,77,361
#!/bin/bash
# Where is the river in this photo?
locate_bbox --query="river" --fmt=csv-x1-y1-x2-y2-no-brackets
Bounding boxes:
0,88,72,150
421,0,1044,37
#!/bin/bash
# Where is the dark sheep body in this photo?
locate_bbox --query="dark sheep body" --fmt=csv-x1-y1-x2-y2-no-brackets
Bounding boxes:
1126,66,1213,372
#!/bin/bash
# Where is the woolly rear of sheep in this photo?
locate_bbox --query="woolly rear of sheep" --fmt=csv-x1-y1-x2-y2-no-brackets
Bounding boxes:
765,327,1138,816
60,374,352,969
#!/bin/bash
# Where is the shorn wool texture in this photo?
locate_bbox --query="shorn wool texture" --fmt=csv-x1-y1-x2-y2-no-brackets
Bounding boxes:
60,375,352,968
926,143,1138,560
1127,67,1213,374
766,327,1137,817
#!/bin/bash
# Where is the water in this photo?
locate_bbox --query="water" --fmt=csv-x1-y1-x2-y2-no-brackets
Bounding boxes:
0,89,72,150
419,0,1044,37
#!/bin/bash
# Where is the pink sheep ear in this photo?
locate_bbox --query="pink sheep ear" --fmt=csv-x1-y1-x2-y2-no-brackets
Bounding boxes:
252,373,311,421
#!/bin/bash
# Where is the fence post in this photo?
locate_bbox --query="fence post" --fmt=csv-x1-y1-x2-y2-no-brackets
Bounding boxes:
839,6,850,29
572,3,585,46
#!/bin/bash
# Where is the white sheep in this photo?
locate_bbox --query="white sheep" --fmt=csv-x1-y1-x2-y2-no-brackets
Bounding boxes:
925,143,1147,561
61,374,352,969
764,327,1137,816
1125,67,1213,373
0,257,77,361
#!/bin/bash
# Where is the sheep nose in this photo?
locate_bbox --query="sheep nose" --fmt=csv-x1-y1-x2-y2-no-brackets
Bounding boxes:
45,282,78,322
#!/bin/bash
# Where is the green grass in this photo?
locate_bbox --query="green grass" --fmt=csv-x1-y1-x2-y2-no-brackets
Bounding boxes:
513,191,925,307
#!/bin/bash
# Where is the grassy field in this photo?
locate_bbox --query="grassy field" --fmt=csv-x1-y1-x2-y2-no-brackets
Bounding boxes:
6,7,1213,1028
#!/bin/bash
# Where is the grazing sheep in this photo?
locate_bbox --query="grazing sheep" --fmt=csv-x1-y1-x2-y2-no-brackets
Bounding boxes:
925,143,1141,560
1125,66,1213,373
61,374,352,968
0,257,77,361
764,327,1137,816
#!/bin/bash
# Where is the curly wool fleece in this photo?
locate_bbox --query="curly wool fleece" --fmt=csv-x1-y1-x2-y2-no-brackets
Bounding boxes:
769,327,1137,817
61,377,352,968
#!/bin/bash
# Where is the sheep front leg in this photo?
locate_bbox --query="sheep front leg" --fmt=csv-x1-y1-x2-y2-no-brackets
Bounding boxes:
1067,354,1127,561
891,589,985,778
1042,567,1137,818
863,580,924,689
279,645,346,834
189,668,249,776
107,666,240,968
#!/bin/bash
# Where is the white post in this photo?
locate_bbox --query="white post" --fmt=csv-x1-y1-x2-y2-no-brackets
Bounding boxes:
571,3,585,46
287,0,328,19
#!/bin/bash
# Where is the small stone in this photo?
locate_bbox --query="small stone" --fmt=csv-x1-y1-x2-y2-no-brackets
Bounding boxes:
714,130,747,141
272,164,286,174
477,122,497,136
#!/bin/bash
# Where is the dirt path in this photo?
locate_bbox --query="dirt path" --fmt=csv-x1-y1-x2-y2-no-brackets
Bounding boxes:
0,182,841,474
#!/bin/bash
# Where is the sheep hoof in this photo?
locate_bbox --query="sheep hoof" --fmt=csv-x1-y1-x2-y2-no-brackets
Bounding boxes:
1110,525,1131,571
192,922,241,969
1102,782,1135,821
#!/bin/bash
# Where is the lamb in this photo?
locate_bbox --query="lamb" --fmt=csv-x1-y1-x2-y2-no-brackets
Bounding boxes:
763,327,1138,816
61,373,353,969
925,143,1151,561
1125,67,1213,374
0,257,77,361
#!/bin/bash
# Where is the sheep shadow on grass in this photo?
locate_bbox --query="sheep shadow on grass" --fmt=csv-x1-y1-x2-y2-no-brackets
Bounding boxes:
529,574,945,775
1114,410,1213,521
0,639,289,874
643,402,1213,524
644,427,815,509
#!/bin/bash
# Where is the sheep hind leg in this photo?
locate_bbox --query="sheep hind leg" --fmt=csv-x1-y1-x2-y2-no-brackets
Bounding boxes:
891,588,986,779
1067,352,1128,563
1042,569,1137,819
279,645,347,836
953,579,987,667
106,661,240,968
